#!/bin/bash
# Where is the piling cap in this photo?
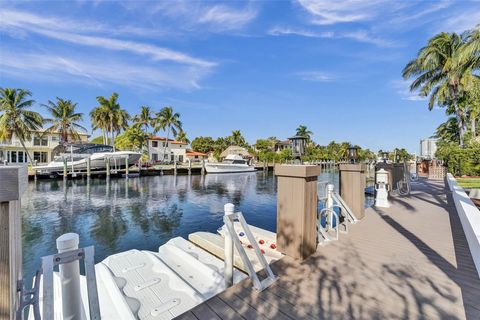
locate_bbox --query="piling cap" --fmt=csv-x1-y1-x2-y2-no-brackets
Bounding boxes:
224,203,235,215
56,233,79,251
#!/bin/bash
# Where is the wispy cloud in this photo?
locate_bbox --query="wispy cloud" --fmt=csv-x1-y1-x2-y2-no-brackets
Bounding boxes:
391,79,426,101
0,50,209,90
0,9,214,68
296,0,389,25
152,1,258,32
440,9,480,33
268,26,397,47
296,71,336,82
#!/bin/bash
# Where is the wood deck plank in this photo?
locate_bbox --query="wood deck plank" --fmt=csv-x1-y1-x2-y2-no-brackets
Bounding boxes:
175,179,480,320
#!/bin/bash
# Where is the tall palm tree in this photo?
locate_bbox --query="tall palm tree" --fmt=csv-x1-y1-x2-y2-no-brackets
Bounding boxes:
133,106,154,133
460,26,480,72
434,117,460,143
229,130,246,146
402,32,473,146
175,129,189,144
91,93,130,146
295,125,313,141
42,98,87,145
90,107,109,145
155,106,182,159
0,88,43,164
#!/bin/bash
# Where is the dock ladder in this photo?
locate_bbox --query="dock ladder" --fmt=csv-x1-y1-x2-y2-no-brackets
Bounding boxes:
223,203,277,292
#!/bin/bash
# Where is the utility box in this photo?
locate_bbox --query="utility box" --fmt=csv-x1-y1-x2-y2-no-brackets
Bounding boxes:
339,164,366,220
275,165,320,260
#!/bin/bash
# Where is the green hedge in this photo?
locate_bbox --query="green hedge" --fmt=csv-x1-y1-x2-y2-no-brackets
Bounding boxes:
435,141,480,176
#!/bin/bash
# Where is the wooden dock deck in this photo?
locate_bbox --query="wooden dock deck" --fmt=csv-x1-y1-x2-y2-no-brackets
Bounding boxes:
176,179,480,320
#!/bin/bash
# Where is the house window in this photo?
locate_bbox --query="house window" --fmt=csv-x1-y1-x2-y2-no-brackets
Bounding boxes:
11,151,17,163
178,155,183,162
33,136,48,146
34,152,48,163
164,154,169,160
152,141,158,148
152,153,158,162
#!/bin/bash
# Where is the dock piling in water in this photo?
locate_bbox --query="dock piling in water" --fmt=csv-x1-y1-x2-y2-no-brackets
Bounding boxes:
0,166,27,320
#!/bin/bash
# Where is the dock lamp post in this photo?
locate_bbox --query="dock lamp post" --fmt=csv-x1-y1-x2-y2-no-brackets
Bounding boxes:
382,151,389,163
288,135,307,163
348,146,359,164
395,154,401,163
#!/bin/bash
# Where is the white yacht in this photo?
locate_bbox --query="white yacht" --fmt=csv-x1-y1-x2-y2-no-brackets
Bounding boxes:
33,144,141,177
205,154,255,173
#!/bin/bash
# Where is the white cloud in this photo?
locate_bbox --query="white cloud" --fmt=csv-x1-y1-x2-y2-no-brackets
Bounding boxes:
0,50,209,90
391,79,426,101
0,9,214,68
152,1,257,31
296,0,388,25
440,10,480,33
296,71,336,82
268,26,397,47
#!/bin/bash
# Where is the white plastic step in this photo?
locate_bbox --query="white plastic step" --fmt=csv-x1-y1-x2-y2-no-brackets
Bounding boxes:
101,249,203,320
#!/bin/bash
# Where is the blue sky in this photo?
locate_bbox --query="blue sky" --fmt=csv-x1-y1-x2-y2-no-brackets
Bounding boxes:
1,0,479,153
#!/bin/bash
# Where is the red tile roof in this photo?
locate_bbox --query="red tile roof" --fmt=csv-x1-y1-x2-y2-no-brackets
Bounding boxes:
186,150,207,156
150,136,186,144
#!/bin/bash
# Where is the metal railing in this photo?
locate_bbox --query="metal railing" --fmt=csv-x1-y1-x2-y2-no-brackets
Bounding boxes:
223,203,277,291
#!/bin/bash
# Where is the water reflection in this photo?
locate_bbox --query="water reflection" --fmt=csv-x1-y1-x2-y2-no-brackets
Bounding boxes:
21,170,348,282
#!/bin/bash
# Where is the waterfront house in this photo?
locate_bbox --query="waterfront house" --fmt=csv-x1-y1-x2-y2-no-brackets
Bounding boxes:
0,130,89,164
274,140,292,152
148,136,188,163
186,150,208,163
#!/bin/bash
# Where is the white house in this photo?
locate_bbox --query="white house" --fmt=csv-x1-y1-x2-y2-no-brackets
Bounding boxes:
420,138,437,160
0,130,89,164
148,137,188,163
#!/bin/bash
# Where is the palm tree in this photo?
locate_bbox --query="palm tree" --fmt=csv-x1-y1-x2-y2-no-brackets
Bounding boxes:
90,107,109,145
42,98,87,145
402,32,473,146
155,106,182,159
91,93,130,146
229,130,246,146
434,117,460,143
296,125,313,141
175,129,189,144
0,88,43,164
460,26,480,72
133,106,154,133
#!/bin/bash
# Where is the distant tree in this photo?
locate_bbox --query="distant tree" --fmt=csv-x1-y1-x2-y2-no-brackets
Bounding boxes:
90,136,104,144
155,106,182,158
114,125,149,151
191,136,215,153
175,129,190,144
0,88,43,164
42,98,87,145
295,125,313,141
228,130,247,147
133,106,155,133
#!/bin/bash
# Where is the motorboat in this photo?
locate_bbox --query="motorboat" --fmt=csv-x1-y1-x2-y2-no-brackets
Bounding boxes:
205,154,255,173
33,144,141,177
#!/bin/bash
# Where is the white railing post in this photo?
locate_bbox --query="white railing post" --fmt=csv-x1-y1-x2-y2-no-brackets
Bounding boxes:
223,203,234,287
56,233,84,320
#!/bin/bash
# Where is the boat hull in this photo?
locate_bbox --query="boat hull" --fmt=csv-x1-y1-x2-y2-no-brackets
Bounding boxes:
204,163,255,174
33,152,141,175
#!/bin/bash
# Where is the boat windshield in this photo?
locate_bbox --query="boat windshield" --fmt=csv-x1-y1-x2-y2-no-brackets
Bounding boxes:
223,159,246,164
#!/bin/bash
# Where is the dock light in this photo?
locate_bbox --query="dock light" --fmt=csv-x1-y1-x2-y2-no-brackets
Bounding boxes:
395,154,401,163
382,151,389,163
348,146,359,164
288,135,307,161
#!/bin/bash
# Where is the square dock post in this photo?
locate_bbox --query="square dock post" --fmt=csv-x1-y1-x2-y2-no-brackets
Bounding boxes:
0,166,27,320
339,164,366,220
275,165,320,260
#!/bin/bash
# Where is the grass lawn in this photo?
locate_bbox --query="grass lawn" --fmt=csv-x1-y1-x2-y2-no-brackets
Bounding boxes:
456,178,480,189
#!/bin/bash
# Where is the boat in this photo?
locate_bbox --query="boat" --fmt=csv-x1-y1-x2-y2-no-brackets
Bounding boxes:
33,144,141,177
205,154,255,173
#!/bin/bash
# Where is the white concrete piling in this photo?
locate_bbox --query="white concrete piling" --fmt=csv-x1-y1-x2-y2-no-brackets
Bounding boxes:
224,203,235,287
56,233,84,320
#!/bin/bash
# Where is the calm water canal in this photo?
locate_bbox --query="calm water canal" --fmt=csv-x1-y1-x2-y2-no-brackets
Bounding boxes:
21,170,342,281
